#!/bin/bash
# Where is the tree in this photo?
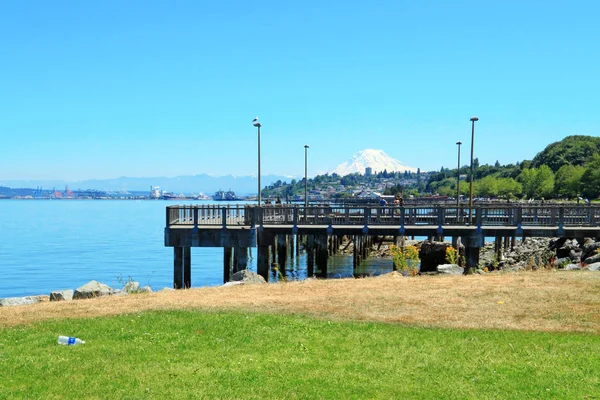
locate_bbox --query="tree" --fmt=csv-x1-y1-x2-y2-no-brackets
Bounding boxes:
477,175,499,197
497,177,522,198
555,165,585,198
532,135,600,172
518,168,538,198
517,165,554,199
534,165,555,199
581,155,600,199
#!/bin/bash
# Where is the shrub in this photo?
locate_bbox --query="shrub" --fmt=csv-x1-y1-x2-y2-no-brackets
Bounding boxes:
445,247,458,265
390,245,420,276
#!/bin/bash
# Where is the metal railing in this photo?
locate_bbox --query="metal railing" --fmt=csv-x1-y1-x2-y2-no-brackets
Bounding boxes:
166,204,600,228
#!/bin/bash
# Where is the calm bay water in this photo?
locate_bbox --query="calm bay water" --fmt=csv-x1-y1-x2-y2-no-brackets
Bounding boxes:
0,200,393,298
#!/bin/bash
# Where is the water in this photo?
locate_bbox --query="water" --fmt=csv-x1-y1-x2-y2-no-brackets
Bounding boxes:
0,200,394,298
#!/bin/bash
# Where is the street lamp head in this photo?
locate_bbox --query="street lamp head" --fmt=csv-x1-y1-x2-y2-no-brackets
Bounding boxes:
304,144,310,149
470,116,479,122
252,116,261,127
456,141,462,145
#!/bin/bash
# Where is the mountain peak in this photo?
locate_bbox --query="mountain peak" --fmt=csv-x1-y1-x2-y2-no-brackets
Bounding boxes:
330,149,418,176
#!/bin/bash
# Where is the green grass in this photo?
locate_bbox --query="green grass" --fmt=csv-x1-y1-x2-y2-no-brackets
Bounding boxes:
1,311,599,399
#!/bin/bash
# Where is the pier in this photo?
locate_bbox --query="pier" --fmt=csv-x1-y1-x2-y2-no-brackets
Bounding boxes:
164,204,600,288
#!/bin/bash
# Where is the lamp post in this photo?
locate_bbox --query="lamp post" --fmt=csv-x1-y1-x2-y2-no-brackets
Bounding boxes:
253,117,262,205
304,145,309,207
468,116,479,223
456,141,462,213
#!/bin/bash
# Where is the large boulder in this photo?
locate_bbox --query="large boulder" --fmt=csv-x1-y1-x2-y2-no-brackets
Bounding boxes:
437,264,464,275
419,241,451,272
230,270,267,284
0,295,49,307
583,254,600,265
587,262,600,271
581,242,600,262
50,290,74,302
73,280,112,299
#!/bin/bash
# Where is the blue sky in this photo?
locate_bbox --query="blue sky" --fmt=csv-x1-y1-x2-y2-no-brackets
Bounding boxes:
1,0,598,181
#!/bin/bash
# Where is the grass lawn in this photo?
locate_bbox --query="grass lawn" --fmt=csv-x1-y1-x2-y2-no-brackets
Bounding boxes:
1,310,599,399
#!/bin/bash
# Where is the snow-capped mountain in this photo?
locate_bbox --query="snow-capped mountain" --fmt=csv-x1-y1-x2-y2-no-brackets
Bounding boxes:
330,149,418,176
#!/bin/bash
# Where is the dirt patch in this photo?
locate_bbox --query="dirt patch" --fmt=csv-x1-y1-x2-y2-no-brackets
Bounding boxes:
1,271,600,333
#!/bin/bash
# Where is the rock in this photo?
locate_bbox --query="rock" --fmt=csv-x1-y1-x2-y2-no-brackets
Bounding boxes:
159,287,176,292
138,286,153,293
0,295,48,307
110,289,129,296
437,264,464,275
587,262,600,271
50,290,74,302
549,237,568,250
569,249,582,262
553,257,571,267
230,270,267,284
419,241,451,272
73,280,112,300
581,242,600,261
123,281,140,294
223,281,244,287
563,263,581,270
583,254,600,265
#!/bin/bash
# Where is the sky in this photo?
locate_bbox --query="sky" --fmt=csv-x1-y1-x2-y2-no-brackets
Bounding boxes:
1,0,598,182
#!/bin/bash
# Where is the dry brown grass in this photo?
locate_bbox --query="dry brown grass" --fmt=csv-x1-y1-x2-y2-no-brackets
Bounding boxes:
2,270,600,333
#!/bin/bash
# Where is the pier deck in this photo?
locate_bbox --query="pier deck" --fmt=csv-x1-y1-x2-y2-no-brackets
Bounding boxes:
164,204,600,288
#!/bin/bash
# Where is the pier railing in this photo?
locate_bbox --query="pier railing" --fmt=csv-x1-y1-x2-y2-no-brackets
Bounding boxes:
166,204,600,228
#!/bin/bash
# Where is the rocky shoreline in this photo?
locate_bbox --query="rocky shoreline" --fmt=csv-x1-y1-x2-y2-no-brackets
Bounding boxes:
2,237,600,307
0,270,267,308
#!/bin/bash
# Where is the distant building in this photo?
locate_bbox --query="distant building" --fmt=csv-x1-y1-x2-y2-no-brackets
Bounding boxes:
365,167,373,176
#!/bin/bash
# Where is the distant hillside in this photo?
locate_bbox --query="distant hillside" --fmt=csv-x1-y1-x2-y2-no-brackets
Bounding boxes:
330,149,418,176
0,174,296,195
532,135,600,172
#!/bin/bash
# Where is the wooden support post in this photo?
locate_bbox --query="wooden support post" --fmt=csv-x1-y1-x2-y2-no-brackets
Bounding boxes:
174,247,184,289
232,247,239,271
353,235,359,270
511,233,517,250
271,236,277,264
277,235,288,272
223,247,232,283
257,244,270,282
316,235,329,278
236,247,248,273
465,247,480,272
462,234,482,273
503,236,510,251
495,235,503,266
307,235,315,277
183,247,191,288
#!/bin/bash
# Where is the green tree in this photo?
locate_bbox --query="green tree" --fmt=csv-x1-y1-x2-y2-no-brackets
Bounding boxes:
534,165,555,199
497,178,522,198
581,155,600,199
518,168,537,198
477,175,499,197
532,135,600,172
555,165,585,198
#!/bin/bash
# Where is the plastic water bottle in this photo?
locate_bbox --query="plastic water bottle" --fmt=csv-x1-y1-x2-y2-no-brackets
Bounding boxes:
58,335,85,346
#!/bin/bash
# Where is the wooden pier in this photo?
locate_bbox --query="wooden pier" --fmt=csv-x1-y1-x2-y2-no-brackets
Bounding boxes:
164,204,600,288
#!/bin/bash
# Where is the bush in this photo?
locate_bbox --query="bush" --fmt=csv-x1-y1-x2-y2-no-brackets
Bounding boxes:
390,245,420,276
